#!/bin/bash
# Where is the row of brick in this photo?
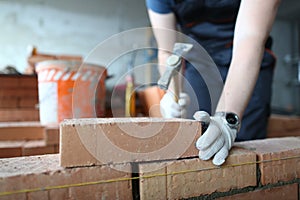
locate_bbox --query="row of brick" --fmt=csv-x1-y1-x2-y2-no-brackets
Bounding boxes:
267,114,300,138
0,122,59,158
59,117,300,168
0,97,37,109
0,140,58,158
0,137,299,199
0,113,298,159
0,75,38,89
0,122,59,144
0,109,40,122
219,183,299,200
0,154,132,200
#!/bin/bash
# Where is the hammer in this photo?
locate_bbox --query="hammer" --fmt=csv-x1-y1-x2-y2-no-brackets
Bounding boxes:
157,43,193,102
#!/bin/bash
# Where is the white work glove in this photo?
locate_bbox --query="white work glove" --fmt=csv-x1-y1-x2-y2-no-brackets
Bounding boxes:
193,111,239,166
160,92,190,118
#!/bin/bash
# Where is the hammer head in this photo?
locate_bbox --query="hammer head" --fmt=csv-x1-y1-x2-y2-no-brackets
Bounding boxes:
157,43,193,90
157,55,181,90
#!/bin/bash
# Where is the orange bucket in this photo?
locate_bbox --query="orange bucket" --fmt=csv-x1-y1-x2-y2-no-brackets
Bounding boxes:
36,60,106,125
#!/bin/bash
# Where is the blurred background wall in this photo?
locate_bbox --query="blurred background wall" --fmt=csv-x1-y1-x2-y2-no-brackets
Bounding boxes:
0,0,299,115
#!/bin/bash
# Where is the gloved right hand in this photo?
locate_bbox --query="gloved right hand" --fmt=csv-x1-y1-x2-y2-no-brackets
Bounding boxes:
160,91,190,118
193,111,239,166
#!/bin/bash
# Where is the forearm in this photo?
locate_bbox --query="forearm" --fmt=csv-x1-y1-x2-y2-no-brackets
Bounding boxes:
216,0,280,119
216,37,264,118
148,9,178,92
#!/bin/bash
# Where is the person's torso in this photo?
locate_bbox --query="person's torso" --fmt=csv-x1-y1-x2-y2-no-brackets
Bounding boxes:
146,0,276,68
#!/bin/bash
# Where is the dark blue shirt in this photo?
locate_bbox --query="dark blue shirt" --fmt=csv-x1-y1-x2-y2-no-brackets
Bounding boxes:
146,0,275,68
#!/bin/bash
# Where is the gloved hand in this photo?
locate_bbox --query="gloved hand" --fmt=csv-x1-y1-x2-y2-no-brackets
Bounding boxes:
193,111,239,166
160,92,190,118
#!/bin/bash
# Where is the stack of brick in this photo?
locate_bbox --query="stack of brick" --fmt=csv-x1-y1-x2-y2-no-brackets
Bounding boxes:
0,74,39,122
0,118,299,199
0,122,59,158
0,74,61,158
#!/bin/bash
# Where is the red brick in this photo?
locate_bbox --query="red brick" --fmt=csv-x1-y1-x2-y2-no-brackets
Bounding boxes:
267,130,300,138
0,75,19,89
0,193,26,200
18,98,38,108
60,118,201,167
0,109,39,122
26,191,49,200
0,141,24,158
48,188,69,200
0,89,38,98
268,115,300,138
0,75,37,89
18,75,38,89
236,137,300,185
219,183,299,200
0,154,132,200
0,98,18,109
139,147,257,200
0,97,37,110
44,126,59,145
139,162,167,200
0,122,44,140
22,140,56,156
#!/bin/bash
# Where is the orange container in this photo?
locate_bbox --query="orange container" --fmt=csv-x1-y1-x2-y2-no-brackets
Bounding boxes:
36,60,106,125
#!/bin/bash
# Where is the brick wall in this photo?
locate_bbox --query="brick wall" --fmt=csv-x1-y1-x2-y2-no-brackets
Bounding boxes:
0,138,299,199
0,118,299,199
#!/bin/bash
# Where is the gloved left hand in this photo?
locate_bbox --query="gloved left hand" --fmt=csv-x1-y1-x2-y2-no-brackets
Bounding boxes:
193,111,240,166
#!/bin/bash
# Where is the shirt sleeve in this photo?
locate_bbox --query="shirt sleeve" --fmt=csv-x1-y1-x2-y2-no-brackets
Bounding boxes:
145,0,173,14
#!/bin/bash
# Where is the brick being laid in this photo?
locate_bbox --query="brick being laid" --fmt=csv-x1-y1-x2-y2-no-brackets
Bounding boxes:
0,154,132,200
60,118,202,167
139,147,257,200
235,137,300,185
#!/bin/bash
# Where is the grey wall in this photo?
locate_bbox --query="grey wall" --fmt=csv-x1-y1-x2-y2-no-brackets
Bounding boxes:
0,0,150,73
270,0,300,114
